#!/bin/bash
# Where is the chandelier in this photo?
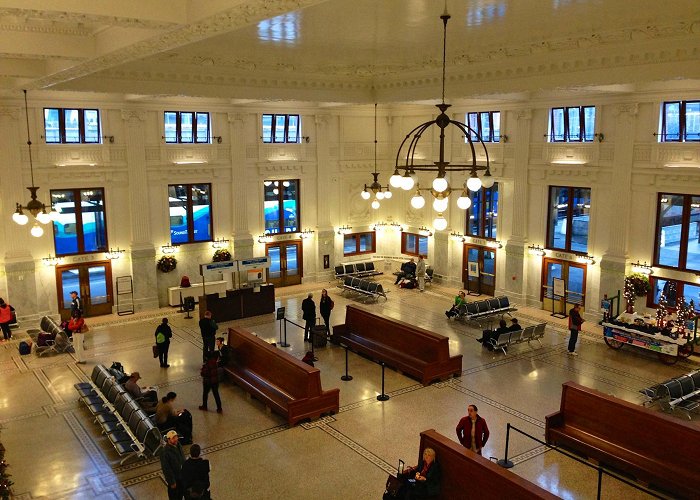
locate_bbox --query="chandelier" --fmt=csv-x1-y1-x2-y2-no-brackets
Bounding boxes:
12,90,57,237
389,10,493,229
361,104,392,209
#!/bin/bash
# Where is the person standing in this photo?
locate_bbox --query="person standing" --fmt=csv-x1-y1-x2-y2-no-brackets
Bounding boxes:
456,404,490,455
199,310,217,362
301,293,316,343
66,310,86,363
160,429,186,500
181,444,211,500
319,289,334,335
69,291,82,316
568,303,584,356
215,337,232,367
155,317,173,368
416,255,427,292
199,351,222,413
0,298,14,341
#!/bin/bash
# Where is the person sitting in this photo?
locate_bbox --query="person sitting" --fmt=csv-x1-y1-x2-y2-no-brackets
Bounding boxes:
181,444,211,500
400,447,441,499
156,392,193,445
394,258,417,284
477,319,509,350
508,318,522,331
124,372,158,411
215,337,233,367
445,291,467,318
64,310,85,338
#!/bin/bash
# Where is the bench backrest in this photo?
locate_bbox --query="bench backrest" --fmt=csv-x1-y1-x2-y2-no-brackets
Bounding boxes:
344,276,353,287
520,326,534,341
366,262,376,271
466,303,478,315
487,298,500,310
497,296,510,309
678,374,695,396
494,332,511,346
476,301,490,314
334,265,345,277
40,316,63,336
418,429,558,499
344,264,355,274
533,323,546,338
376,284,385,295
355,262,366,272
350,277,361,288
662,380,684,400
367,282,378,293
359,280,370,291
509,330,523,344
228,327,324,400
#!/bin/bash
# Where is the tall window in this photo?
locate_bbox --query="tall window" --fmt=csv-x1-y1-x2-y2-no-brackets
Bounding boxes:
648,277,700,313
164,112,210,143
262,114,300,143
264,180,299,234
401,232,428,257
548,106,595,142
466,111,500,142
547,186,591,253
168,184,212,244
659,101,700,142
343,232,376,256
51,188,107,255
44,108,101,144
654,193,700,272
466,183,498,239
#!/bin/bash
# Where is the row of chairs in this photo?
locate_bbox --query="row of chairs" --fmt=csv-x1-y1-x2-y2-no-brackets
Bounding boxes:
455,296,515,321
640,370,700,419
335,262,383,280
339,276,387,302
26,316,74,356
75,364,163,464
489,323,547,355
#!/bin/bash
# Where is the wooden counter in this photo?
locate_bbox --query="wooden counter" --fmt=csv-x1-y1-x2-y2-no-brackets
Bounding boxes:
199,284,275,321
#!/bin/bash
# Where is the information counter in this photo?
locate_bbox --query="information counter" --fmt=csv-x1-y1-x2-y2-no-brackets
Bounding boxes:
168,280,228,306
199,284,275,321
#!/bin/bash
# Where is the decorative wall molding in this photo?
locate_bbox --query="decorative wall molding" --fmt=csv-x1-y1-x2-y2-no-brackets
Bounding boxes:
0,106,20,120
121,109,147,122
613,103,639,117
256,161,310,177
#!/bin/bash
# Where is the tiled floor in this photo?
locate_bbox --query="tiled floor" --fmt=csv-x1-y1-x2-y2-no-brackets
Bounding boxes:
2,279,697,499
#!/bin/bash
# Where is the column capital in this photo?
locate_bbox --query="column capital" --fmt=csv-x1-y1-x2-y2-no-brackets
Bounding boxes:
227,112,246,125
516,108,533,121
613,103,639,117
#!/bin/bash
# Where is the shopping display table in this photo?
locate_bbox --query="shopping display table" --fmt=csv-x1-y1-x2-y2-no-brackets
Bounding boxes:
602,321,693,365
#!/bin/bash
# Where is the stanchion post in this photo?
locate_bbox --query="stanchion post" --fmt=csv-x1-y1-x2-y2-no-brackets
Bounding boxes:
376,362,390,401
341,345,353,381
496,422,514,468
597,467,603,500
280,320,290,348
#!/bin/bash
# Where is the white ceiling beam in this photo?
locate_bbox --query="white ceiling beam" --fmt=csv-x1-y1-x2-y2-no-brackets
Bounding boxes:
0,30,93,59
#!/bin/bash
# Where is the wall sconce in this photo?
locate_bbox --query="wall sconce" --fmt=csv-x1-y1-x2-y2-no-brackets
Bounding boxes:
577,254,596,265
102,135,115,143
161,244,179,254
302,136,310,143
372,222,387,231
211,237,230,249
631,260,653,275
389,222,404,232
594,133,604,143
418,226,433,237
299,229,315,239
450,231,464,242
486,240,503,249
528,244,546,256
211,136,223,144
499,135,508,143
42,253,63,266
258,233,273,244
105,247,125,260
337,225,352,235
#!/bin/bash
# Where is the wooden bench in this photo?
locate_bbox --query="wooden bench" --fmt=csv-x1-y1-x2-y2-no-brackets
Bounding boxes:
331,305,461,385
225,327,339,426
415,429,558,499
545,381,700,499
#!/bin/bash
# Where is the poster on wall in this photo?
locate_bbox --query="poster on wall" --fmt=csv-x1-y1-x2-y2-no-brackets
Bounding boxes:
468,261,479,277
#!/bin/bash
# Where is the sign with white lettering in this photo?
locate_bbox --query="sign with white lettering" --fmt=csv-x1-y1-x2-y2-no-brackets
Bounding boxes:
552,278,566,298
239,256,270,271
200,260,237,275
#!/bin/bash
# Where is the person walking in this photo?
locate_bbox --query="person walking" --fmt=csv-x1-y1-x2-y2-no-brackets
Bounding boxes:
456,404,490,455
160,429,186,500
416,255,427,292
69,290,83,316
155,317,173,368
181,444,211,500
0,298,14,341
319,289,334,335
66,310,86,363
199,310,218,362
199,351,222,413
301,293,316,342
568,303,584,356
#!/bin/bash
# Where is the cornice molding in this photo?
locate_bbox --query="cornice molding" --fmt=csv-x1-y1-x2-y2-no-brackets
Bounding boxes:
0,8,178,31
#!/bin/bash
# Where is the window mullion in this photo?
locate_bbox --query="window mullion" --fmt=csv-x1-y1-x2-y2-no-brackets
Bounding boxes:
563,108,570,142
579,107,585,142
75,189,86,253
680,101,687,142
278,186,284,233
679,195,691,269
187,185,195,240
566,188,574,251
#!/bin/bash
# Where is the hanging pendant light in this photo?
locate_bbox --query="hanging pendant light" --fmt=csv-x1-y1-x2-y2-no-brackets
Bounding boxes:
362,103,391,203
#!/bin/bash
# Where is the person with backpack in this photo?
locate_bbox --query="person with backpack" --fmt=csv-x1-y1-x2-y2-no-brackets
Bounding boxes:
319,288,334,335
155,317,173,368
0,298,15,341
199,351,222,413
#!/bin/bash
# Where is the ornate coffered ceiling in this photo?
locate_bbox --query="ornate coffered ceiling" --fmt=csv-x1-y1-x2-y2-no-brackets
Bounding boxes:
0,0,699,104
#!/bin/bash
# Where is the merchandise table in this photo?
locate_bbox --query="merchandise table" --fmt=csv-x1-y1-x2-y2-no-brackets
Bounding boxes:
602,322,693,365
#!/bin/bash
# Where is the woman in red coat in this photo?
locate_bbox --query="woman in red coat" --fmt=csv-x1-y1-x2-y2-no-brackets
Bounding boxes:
456,404,490,455
65,310,85,337
0,298,14,340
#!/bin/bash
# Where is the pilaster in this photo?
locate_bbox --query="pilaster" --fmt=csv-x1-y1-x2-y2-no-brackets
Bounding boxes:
228,112,251,240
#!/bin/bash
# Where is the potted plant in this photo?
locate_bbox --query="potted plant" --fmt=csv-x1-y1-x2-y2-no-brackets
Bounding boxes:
623,273,651,313
212,249,231,262
157,255,177,273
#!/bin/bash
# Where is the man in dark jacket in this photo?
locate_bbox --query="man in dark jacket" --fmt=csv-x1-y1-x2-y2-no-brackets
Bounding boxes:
155,317,173,368
568,303,584,356
301,293,316,342
181,443,211,499
160,430,186,499
198,310,218,362
456,404,490,455
199,351,222,413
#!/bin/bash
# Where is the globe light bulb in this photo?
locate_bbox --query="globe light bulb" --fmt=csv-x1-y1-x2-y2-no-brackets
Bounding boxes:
13,211,28,225
432,176,449,193
361,190,371,200
466,175,482,192
410,193,425,209
282,181,290,187
273,188,279,195
30,223,44,237
37,211,51,224
264,181,272,187
390,170,403,188
376,191,385,200
481,172,495,188
384,190,392,199
401,172,414,191
433,197,449,212
457,191,472,210
433,214,448,231
371,200,380,210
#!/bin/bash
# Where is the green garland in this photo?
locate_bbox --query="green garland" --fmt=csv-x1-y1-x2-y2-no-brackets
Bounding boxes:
0,439,12,500
212,249,231,262
157,255,177,273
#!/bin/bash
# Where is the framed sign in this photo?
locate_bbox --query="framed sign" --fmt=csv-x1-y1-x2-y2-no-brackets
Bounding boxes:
468,261,479,277
276,307,286,320
552,277,565,298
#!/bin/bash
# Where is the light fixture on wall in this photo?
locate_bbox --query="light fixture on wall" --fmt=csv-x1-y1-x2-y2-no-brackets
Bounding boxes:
486,240,503,249
105,247,125,260
12,90,57,237
389,222,404,232
337,225,352,235
528,244,546,256
372,222,388,231
258,233,273,244
418,226,433,237
577,254,596,265
389,9,492,228
631,260,653,275
211,237,230,249
450,231,464,242
361,104,392,209
161,244,179,254
42,253,63,266
299,229,315,239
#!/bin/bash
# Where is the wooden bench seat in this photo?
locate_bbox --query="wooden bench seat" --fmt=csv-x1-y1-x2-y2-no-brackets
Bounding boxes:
332,305,461,385
225,327,339,426
545,381,700,499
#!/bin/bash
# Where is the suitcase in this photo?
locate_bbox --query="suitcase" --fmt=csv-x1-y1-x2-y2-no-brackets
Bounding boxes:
312,319,327,348
19,340,32,355
152,344,159,358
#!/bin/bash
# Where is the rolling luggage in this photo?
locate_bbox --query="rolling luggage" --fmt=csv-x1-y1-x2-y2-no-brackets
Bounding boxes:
19,340,32,355
312,318,327,348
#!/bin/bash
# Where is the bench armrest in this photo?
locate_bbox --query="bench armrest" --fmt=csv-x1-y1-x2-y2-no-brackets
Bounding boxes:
544,411,563,442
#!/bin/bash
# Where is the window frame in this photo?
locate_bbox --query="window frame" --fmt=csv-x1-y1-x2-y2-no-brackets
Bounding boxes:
465,182,499,239
261,114,301,144
660,100,700,142
44,108,101,144
50,187,108,256
263,179,300,235
401,232,429,257
548,105,595,142
163,111,211,144
652,192,700,272
343,232,376,256
646,276,700,313
545,186,591,254
168,183,213,245
465,111,500,143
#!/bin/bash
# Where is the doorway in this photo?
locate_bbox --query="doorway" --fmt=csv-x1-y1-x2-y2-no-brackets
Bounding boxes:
541,258,587,314
462,245,496,296
56,261,113,319
266,240,303,287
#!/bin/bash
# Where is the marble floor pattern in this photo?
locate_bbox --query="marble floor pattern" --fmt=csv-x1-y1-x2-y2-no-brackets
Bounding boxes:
2,279,698,500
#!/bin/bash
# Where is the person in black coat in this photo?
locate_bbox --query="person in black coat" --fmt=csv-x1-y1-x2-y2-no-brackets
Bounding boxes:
199,310,218,362
155,317,173,368
181,444,210,500
319,288,334,335
401,447,441,499
301,293,316,342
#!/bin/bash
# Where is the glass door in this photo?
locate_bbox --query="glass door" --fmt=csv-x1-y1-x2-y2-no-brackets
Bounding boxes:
462,245,497,296
56,261,113,319
266,241,303,287
541,258,587,313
